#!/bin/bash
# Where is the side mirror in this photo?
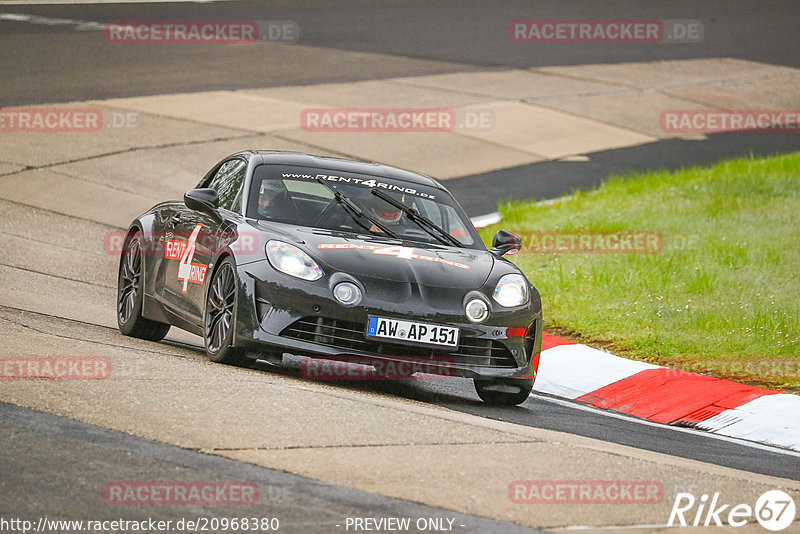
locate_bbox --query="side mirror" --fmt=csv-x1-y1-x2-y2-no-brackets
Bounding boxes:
490,230,522,257
184,188,220,218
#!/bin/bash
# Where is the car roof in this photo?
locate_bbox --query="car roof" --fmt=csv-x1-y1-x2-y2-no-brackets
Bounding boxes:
244,150,444,190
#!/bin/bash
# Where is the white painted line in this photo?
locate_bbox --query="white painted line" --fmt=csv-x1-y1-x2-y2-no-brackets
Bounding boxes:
556,154,591,162
1,1,229,5
470,196,577,229
532,393,800,458
0,13,102,30
562,524,674,531
534,194,573,206
470,212,501,228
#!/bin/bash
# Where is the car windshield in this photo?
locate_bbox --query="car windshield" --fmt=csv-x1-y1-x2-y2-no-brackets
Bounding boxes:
247,164,479,248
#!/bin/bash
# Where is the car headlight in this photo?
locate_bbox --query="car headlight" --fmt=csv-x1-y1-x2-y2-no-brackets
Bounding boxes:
266,240,323,281
492,274,529,307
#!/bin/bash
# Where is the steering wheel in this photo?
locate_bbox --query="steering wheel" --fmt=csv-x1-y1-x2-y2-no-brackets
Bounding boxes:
313,199,353,230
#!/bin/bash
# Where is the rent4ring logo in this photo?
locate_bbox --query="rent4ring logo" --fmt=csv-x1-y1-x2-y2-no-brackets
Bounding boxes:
172,224,206,293
668,490,797,531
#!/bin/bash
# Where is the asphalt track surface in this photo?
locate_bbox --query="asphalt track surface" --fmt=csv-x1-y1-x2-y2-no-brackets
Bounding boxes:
254,354,800,482
1,0,800,105
1,1,800,530
448,131,800,216
1,401,544,534
2,1,800,215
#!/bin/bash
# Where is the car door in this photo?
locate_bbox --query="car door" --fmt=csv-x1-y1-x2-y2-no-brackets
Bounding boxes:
161,158,248,325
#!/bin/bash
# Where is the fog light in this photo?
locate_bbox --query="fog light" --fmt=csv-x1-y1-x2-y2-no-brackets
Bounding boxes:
333,282,362,306
465,298,489,323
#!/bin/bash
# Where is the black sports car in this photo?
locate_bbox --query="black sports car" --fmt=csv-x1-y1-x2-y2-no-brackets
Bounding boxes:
117,151,542,405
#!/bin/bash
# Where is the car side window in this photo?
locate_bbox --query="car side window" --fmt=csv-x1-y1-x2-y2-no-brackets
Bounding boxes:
206,159,247,212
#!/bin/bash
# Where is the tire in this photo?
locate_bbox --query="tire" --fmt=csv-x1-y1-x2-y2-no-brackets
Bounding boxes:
117,230,171,341
474,377,533,406
204,257,249,366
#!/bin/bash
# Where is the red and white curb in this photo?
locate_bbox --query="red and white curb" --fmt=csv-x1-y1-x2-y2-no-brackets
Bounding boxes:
469,216,798,451
534,333,800,452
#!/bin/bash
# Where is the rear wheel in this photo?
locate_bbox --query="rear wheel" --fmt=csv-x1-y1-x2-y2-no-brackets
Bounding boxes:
204,257,249,366
117,231,171,341
474,377,533,406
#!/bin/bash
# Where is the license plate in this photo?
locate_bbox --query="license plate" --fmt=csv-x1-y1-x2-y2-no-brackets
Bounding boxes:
366,316,459,348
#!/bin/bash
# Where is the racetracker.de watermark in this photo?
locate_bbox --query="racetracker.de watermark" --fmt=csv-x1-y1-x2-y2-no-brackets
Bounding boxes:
104,20,299,44
104,230,261,257
517,231,663,254
661,110,800,133
0,357,111,380
509,480,664,504
300,108,495,132
666,360,800,380
510,19,702,43
0,516,280,533
0,108,138,132
300,357,456,381
104,482,258,505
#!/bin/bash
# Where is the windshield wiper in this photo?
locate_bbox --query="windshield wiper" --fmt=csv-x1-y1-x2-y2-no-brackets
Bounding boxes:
370,189,464,248
315,177,400,239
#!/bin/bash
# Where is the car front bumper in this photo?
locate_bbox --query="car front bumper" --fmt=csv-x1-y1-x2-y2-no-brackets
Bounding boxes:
232,260,543,381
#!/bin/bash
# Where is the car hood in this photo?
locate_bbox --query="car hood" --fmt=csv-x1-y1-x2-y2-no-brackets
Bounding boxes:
288,228,495,289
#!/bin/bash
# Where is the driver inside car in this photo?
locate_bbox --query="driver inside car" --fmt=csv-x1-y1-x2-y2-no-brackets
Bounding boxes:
257,179,299,221
355,192,404,233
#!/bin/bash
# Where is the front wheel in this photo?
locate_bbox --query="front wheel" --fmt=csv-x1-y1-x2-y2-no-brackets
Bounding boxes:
204,257,249,366
117,230,171,341
474,377,533,406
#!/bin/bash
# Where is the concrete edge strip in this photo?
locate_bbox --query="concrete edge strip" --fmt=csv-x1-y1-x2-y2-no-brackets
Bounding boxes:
533,334,800,452
0,401,545,534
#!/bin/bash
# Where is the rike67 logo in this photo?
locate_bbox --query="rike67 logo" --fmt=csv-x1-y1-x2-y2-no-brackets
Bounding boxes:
669,490,797,531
